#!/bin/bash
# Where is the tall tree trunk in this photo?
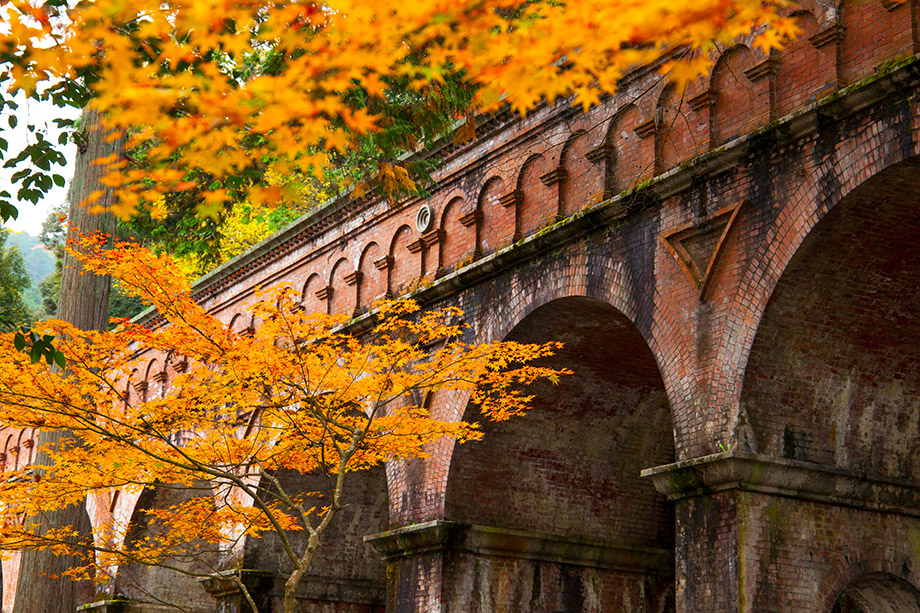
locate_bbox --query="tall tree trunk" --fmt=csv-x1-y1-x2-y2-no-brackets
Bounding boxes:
12,107,119,613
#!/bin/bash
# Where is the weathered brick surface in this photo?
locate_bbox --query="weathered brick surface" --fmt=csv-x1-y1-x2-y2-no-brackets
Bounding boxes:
7,3,920,610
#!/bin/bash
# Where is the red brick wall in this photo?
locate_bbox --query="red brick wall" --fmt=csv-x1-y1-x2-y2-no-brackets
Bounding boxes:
517,153,556,237
741,162,920,478
388,225,415,296
446,297,673,547
329,256,354,316
439,197,475,272
711,45,767,145
358,242,386,309
560,128,603,214
478,175,514,252
841,0,916,86
608,104,652,191
776,11,834,116
302,272,324,314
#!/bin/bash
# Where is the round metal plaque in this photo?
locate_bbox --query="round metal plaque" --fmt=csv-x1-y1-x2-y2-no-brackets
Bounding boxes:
415,204,433,233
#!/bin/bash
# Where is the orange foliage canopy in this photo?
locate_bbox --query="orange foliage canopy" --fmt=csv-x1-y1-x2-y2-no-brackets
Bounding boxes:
1,0,799,218
0,234,567,587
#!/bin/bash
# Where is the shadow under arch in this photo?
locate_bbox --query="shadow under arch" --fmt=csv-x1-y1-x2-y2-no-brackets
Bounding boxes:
739,157,920,479
443,295,675,612
832,573,920,613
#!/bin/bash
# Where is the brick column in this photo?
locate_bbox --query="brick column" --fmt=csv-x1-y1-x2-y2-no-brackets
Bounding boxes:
643,451,920,612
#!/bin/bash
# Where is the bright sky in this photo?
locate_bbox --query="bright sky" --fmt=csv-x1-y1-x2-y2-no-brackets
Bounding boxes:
0,92,79,237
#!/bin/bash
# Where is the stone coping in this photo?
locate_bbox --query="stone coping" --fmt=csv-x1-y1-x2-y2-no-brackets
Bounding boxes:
364,520,672,574
641,450,920,517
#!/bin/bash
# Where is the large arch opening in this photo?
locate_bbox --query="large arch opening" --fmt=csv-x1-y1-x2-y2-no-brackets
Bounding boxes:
740,158,920,479
444,296,675,612
832,573,920,613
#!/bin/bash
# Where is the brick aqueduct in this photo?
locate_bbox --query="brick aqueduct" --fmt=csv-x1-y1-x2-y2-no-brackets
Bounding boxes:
6,1,920,611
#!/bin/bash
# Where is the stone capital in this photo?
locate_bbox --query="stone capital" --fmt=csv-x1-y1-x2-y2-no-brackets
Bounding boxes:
641,450,920,517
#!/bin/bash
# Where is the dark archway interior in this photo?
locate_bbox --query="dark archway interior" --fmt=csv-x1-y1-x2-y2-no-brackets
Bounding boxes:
741,159,920,480
447,296,674,548
119,484,220,611
246,466,389,584
832,573,920,613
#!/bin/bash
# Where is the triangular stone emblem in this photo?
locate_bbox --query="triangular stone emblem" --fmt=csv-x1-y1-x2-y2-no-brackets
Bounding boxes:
660,201,745,300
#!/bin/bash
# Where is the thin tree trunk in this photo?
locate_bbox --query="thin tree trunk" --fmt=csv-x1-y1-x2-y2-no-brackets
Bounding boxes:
12,107,119,613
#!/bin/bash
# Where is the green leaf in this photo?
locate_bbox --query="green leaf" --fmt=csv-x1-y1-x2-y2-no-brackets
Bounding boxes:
8,115,16,129
13,333,25,352
52,349,66,370
30,343,41,364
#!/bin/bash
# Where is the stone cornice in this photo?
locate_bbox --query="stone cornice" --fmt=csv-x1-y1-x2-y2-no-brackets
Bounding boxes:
634,117,656,138
744,58,781,82
688,89,717,111
809,24,846,49
539,167,567,186
458,209,482,227
364,521,672,573
641,450,920,517
498,189,523,208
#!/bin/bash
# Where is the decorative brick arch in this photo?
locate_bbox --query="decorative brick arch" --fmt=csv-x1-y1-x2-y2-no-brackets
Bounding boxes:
605,102,653,191
710,44,764,146
357,241,385,310
712,142,920,458
386,247,695,525
477,175,513,252
388,224,416,297
438,196,474,273
328,256,352,316
516,152,555,238
301,272,324,314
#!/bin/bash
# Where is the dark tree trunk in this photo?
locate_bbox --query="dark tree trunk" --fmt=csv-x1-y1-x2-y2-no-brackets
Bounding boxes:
12,107,119,613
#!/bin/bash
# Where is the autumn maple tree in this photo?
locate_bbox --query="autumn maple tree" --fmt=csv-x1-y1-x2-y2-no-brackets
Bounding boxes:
0,0,800,225
0,233,566,611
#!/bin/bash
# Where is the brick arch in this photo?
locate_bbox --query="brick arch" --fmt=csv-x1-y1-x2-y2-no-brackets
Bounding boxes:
775,10,831,117
516,152,555,238
387,248,694,526
710,44,763,145
560,127,603,215
328,256,353,316
656,78,707,173
438,196,474,273
839,0,916,86
388,224,415,297
301,272,324,314
439,295,675,611
606,103,652,192
228,312,246,332
144,358,161,399
713,149,920,461
477,175,513,253
357,241,385,309
2,433,13,471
